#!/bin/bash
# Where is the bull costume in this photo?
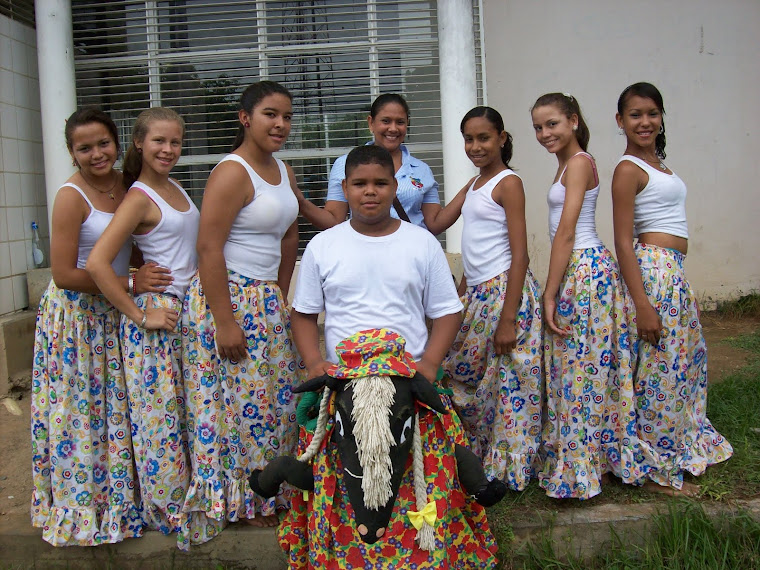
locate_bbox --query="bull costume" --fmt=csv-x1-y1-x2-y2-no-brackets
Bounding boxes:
251,330,505,569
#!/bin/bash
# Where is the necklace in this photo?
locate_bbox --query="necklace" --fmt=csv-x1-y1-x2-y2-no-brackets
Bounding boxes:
643,156,667,171
80,171,119,200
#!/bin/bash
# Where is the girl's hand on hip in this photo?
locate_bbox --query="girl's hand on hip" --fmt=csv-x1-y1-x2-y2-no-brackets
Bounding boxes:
143,296,179,331
135,262,173,293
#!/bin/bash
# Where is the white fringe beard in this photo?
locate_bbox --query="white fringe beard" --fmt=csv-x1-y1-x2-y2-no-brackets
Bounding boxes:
349,376,396,510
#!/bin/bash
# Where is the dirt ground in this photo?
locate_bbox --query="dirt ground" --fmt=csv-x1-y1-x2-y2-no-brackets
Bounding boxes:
1,313,758,522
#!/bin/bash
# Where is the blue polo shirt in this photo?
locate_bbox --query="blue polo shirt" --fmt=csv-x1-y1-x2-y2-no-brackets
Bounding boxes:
325,143,440,229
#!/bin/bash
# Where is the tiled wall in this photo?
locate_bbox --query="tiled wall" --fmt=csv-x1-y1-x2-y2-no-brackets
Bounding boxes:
0,14,47,315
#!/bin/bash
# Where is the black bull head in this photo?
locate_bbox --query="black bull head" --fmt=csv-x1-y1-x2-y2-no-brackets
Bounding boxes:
249,373,506,544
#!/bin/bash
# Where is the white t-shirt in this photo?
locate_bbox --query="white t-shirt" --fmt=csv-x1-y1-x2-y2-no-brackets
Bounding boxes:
293,221,463,363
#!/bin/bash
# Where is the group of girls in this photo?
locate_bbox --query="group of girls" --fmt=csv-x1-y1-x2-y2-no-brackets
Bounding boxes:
30,79,732,551
31,81,302,548
439,83,732,502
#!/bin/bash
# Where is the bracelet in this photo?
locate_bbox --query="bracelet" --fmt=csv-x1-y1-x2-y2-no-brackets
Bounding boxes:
128,274,135,296
139,310,147,328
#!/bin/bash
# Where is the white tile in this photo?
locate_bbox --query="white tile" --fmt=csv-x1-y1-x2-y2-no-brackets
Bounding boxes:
0,137,3,171
0,170,4,206
18,140,34,173
0,36,12,71
8,19,25,42
0,69,14,104
9,238,27,274
35,174,46,206
23,25,35,47
0,277,14,315
24,237,34,268
4,172,21,206
0,14,10,36
14,106,27,138
20,173,35,205
27,49,38,78
11,274,28,310
6,205,23,240
0,242,10,277
28,77,40,111
0,208,7,242
0,102,18,138
10,39,27,75
22,205,35,238
30,112,42,143
13,74,29,107
30,142,44,172
2,137,18,172
37,206,49,236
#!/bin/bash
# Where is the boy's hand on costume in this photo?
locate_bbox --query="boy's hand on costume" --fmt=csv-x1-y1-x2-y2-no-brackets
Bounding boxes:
494,319,518,355
216,321,248,362
306,360,332,379
415,359,438,384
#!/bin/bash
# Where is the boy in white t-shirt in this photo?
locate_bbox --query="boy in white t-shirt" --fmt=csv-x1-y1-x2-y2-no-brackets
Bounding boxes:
292,144,463,382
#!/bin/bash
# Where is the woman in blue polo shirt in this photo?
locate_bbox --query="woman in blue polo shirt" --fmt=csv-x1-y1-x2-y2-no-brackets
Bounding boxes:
298,93,461,235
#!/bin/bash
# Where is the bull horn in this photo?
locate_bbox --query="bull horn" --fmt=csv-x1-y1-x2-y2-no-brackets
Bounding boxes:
410,372,448,415
292,374,330,393
249,457,315,497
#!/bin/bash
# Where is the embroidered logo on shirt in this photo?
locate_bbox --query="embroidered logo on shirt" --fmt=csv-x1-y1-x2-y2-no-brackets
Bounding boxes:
410,177,423,189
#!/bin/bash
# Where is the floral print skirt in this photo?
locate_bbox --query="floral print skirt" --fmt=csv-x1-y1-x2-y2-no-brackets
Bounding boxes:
539,247,655,499
632,243,732,489
442,268,544,490
30,281,142,546
181,270,302,533
122,292,220,550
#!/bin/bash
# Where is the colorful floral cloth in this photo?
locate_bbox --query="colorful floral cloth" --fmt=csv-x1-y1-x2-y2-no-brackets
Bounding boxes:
442,268,544,491
181,270,302,532
632,243,732,488
31,281,142,546
122,292,220,550
277,398,499,569
540,247,655,499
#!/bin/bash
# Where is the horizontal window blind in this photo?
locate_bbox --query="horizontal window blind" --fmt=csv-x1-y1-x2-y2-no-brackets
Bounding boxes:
0,0,34,27
72,0,482,251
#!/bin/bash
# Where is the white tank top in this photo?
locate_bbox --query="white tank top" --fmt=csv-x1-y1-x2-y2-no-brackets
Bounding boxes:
618,155,689,239
64,183,131,276
461,169,518,286
130,180,199,299
547,152,603,249
216,155,298,280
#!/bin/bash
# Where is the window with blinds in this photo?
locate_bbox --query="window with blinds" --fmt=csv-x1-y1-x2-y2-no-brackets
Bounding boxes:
71,0,483,251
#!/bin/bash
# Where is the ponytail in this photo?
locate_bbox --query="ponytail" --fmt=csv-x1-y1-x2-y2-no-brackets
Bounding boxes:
531,92,590,152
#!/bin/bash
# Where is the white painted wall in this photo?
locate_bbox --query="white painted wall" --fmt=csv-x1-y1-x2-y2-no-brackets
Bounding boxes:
481,0,760,304
0,14,47,315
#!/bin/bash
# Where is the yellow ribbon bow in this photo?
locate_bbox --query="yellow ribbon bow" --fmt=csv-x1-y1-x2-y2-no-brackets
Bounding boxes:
407,501,437,530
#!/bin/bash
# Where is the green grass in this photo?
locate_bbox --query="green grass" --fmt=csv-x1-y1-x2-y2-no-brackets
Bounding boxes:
509,501,760,569
716,292,760,319
488,326,760,565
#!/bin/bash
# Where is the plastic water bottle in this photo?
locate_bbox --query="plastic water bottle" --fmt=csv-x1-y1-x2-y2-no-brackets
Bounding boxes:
31,221,45,268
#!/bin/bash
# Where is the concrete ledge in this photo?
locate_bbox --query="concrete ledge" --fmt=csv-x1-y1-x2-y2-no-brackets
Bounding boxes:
26,268,51,311
2,500,758,568
0,309,36,397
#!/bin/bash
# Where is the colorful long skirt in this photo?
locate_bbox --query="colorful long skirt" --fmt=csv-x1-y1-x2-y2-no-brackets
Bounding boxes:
181,270,302,531
441,268,544,490
632,243,733,489
30,281,142,546
539,247,655,499
278,402,499,569
122,292,220,550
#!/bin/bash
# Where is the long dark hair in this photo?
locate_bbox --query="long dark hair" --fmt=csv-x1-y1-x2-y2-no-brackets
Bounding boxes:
617,82,667,159
232,81,292,151
369,93,410,121
122,107,185,189
65,107,121,157
460,106,513,169
531,92,590,152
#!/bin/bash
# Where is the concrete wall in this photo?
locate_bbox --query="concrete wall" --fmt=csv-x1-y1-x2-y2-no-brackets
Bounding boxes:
481,0,760,304
0,14,47,315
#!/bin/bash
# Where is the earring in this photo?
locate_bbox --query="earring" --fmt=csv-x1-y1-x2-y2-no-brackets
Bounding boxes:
618,127,624,135
244,122,250,128
72,158,78,167
572,125,578,131
137,147,142,154
659,125,664,134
